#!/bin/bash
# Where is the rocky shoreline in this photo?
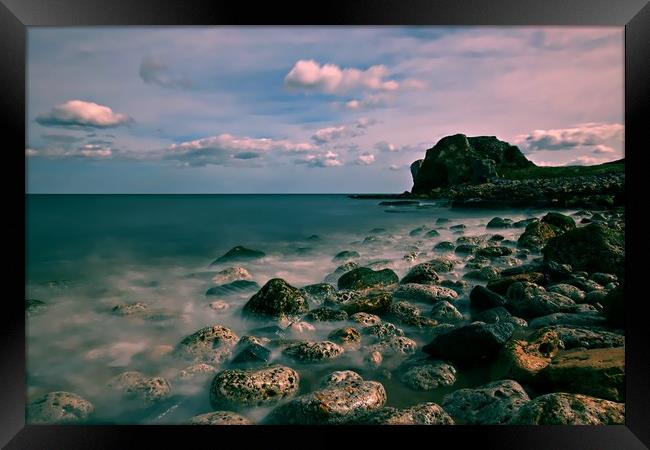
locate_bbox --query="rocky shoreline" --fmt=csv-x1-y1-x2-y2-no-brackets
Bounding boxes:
27,207,626,425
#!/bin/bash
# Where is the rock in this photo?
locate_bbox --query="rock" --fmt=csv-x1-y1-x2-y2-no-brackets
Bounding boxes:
477,246,513,258
332,250,360,262
107,371,171,403
328,327,361,350
299,283,337,304
486,272,545,295
495,329,560,383
323,261,360,284
212,246,265,264
364,350,383,367
410,159,423,180
442,380,530,424
565,277,605,293
541,326,624,349
388,301,437,328
266,376,386,424
423,322,514,367
528,311,607,329
230,343,272,366
353,403,454,425
470,285,507,311
541,212,576,232
174,325,239,364
337,267,399,290
473,306,527,327
409,225,430,236
508,393,625,425
26,298,47,315
542,224,624,276
490,234,506,242
434,241,455,251
426,257,456,273
282,341,344,362
584,290,608,305
546,283,585,303
242,278,308,320
28,391,94,424
209,365,299,409
457,235,487,246
362,322,405,340
211,267,253,284
112,302,149,316
513,218,539,228
440,279,470,293
430,301,464,323
542,347,624,401
400,262,440,285
206,280,260,297
175,363,217,380
486,217,513,229
464,266,501,281
450,224,466,231
590,272,618,286
350,312,381,327
424,229,440,238
601,286,624,327
208,300,230,312
188,411,252,425
248,325,286,339
366,336,418,356
517,221,558,252
304,307,348,322
397,357,457,391
319,370,364,387
436,217,450,224
505,282,576,319
339,289,393,315
393,284,459,304
286,321,316,336
454,243,478,254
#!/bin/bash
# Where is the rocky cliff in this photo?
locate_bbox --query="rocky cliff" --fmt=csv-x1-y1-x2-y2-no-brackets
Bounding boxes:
411,134,533,194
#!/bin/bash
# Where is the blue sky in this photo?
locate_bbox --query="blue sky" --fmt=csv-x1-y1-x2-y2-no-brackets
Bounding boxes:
26,27,624,193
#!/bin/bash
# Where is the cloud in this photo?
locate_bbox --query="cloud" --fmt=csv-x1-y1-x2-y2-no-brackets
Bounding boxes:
294,150,343,168
515,123,623,152
139,56,193,90
565,156,608,166
41,134,84,144
311,118,377,144
374,141,397,152
165,133,316,167
355,152,375,165
342,93,393,110
592,144,616,154
36,100,132,129
285,59,400,94
388,164,405,171
26,144,113,158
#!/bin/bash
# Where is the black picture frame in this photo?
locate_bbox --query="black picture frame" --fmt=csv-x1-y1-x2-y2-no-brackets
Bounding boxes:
2,0,649,448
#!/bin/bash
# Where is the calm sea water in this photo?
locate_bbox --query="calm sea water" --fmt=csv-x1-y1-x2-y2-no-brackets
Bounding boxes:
26,194,574,424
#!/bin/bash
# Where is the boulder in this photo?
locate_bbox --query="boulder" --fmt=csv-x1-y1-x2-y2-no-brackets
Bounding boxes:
434,241,455,251
328,327,362,350
350,312,381,327
304,307,348,322
505,282,576,319
332,250,360,262
473,306,528,327
242,278,308,320
230,343,272,366
542,224,624,276
282,341,344,362
339,289,393,315
266,376,386,424
528,311,607,329
388,301,438,328
299,283,338,304
399,262,440,285
337,267,399,290
206,280,260,297
209,365,299,409
365,336,418,357
495,329,560,383
211,267,253,284
426,257,456,273
212,246,265,264
393,284,459,303
517,221,557,252
28,391,94,424
442,380,530,424
107,371,171,403
430,301,464,323
397,357,457,391
464,266,501,281
188,411,252,425
542,347,625,401
174,325,239,364
541,212,576,232
546,283,586,303
323,261,360,284
112,302,148,316
540,326,624,350
470,285,507,311
26,298,47,315
486,217,513,229
486,272,545,295
352,403,454,425
477,246,513,258
423,322,514,367
508,393,624,425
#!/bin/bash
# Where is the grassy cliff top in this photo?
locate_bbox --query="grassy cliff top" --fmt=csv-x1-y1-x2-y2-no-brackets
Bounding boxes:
499,159,624,180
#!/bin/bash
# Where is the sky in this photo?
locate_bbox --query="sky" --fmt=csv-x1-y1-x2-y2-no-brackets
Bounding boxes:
26,27,624,193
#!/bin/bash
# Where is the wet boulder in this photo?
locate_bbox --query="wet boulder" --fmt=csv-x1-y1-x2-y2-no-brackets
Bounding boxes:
541,346,625,402
542,223,624,276
400,262,440,285
426,257,456,273
28,391,94,424
393,284,459,304
212,246,265,264
26,298,47,315
397,357,457,391
477,246,513,258
541,212,576,232
546,283,586,303
337,267,399,290
299,283,337,304
229,343,272,366
111,302,149,316
517,221,557,252
352,403,454,425
473,306,528,327
211,266,253,284
442,380,530,425
423,322,514,367
366,336,417,357
187,411,252,425
242,278,308,320
528,311,607,329
434,241,455,251
206,280,260,297
463,266,501,281
470,285,507,311
505,282,576,319
303,307,348,323
486,272,545,295
508,393,624,425
265,375,386,424
174,324,239,364
332,250,360,262
339,289,393,315
388,301,438,328
209,365,299,409
107,371,172,403
319,370,364,387
328,327,362,350
541,326,624,350
282,341,344,362
430,301,464,323
495,329,560,383
362,322,405,340
350,312,381,327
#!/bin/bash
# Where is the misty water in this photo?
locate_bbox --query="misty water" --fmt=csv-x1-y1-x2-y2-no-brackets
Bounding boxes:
26,194,577,424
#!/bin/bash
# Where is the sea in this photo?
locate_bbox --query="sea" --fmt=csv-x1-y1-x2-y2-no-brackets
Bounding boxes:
25,194,578,424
